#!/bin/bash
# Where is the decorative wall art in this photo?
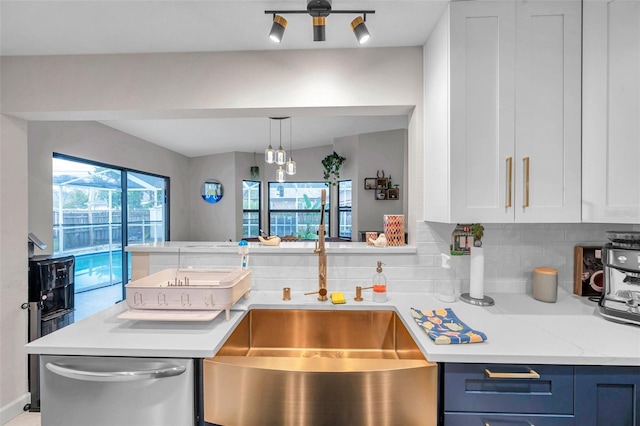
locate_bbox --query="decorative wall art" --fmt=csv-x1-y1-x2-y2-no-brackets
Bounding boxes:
201,180,224,204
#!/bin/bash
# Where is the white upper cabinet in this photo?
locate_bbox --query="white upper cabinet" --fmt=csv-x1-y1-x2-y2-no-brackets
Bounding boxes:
582,0,640,224
424,1,582,223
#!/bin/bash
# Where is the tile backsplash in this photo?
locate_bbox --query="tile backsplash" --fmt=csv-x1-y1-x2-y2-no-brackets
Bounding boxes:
161,221,638,297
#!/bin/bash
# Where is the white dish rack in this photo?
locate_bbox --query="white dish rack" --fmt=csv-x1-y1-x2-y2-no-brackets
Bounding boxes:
119,268,251,321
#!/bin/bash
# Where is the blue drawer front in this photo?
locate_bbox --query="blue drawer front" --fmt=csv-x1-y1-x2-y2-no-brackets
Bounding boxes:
445,412,575,425
444,363,574,415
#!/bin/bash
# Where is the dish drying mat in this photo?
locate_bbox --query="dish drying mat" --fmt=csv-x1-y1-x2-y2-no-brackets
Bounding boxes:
411,308,487,344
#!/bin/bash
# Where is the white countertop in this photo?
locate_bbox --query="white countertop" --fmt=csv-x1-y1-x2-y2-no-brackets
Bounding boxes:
125,241,416,255
26,288,640,366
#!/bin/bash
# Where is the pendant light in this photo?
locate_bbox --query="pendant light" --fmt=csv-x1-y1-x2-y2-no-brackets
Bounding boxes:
285,117,296,175
276,165,286,183
250,152,260,180
265,119,275,164
275,118,286,166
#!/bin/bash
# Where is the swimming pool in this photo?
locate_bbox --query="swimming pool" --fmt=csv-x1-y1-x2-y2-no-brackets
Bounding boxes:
74,250,132,293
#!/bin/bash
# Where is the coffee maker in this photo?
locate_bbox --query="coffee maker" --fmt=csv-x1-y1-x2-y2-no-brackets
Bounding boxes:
599,231,640,326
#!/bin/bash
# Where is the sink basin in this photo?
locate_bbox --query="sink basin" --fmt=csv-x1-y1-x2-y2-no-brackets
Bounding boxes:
203,309,437,426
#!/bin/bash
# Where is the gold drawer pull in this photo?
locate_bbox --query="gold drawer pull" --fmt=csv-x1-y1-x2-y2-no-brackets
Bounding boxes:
484,368,540,379
484,422,534,426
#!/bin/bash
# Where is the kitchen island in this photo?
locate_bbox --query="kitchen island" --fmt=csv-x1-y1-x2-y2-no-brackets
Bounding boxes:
26,288,640,365
26,289,640,426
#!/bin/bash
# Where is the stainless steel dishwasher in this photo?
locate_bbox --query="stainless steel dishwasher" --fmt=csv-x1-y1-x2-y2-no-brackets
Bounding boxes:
40,355,194,426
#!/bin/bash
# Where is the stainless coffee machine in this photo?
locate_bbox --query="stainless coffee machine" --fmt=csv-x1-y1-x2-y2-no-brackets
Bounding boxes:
599,231,640,326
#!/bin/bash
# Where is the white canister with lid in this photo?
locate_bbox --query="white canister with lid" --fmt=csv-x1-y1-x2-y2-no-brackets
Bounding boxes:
532,267,558,303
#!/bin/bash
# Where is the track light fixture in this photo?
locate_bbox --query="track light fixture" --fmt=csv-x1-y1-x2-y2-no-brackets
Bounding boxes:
269,15,287,43
265,1,374,44
350,16,370,44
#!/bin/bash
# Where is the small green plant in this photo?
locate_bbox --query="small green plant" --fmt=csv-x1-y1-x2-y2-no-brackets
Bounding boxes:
471,223,484,247
322,151,346,187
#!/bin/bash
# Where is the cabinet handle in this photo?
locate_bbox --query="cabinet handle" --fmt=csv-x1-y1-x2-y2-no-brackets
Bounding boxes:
46,362,186,382
484,368,540,379
484,422,534,426
505,157,513,208
522,157,530,208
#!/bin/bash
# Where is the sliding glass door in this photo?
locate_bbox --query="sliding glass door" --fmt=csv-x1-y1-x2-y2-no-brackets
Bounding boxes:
52,155,168,320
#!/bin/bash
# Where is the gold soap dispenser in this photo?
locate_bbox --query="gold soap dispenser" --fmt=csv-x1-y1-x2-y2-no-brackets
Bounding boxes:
372,261,388,303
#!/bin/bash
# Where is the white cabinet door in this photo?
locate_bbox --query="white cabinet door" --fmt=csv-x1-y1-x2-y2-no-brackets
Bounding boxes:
514,0,582,222
583,0,640,223
448,1,516,223
424,0,582,224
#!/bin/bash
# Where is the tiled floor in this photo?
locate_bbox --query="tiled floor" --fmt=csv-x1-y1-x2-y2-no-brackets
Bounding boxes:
5,412,40,426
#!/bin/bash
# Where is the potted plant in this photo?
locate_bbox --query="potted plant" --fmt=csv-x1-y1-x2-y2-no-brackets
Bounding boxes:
322,151,346,187
471,223,484,247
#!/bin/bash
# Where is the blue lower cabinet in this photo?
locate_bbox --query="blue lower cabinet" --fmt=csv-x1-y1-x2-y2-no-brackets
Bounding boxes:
574,366,640,426
445,413,575,425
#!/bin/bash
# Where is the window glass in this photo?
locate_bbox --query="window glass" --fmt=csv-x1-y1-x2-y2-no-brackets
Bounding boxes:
242,180,261,238
338,180,352,240
268,182,329,239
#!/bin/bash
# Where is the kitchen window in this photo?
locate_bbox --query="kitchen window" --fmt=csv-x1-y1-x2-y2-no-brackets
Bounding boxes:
337,180,352,240
242,180,261,238
267,182,329,239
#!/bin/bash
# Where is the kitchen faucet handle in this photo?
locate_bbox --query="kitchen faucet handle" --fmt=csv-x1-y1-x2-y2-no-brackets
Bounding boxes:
304,288,327,297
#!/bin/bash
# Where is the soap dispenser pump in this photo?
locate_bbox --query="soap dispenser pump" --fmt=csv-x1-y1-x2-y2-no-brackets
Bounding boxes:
372,261,387,303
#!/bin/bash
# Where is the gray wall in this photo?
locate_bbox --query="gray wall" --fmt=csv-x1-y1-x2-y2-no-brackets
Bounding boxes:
188,152,237,241
0,115,29,422
334,129,407,240
28,121,191,251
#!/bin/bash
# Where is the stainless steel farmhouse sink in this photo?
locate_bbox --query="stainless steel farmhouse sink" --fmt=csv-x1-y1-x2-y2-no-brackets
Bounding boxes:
203,309,437,426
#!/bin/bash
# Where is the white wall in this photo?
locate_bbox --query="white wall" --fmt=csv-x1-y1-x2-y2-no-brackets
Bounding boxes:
0,115,29,423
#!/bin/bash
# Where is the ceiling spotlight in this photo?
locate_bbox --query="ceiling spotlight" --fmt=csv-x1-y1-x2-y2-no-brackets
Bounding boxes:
269,15,288,43
313,16,327,42
351,16,370,44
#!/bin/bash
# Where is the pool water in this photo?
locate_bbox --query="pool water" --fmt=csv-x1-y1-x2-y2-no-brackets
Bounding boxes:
74,251,131,293
71,250,130,321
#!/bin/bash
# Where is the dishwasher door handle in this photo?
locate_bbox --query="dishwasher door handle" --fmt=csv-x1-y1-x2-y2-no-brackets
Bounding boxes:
45,362,187,382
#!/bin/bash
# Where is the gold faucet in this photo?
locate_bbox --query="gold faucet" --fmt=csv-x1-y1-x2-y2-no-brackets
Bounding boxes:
305,188,328,301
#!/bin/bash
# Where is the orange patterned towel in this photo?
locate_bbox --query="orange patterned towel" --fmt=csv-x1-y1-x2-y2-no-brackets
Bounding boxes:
411,308,487,345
